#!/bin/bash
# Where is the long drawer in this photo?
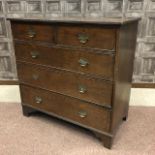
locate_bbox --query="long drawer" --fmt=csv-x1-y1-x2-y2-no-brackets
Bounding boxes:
15,42,114,79
17,62,113,107
20,85,111,132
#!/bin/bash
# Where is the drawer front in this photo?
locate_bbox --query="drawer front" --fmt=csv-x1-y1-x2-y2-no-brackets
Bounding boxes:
17,63,113,107
15,42,114,79
57,25,116,50
21,85,111,132
11,22,54,42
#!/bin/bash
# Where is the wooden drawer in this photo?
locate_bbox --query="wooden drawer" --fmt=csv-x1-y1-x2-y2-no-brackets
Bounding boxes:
57,25,116,50
21,85,111,132
17,62,113,107
11,22,54,43
15,42,114,79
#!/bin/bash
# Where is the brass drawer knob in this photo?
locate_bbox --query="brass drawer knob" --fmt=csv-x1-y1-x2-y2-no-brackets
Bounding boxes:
78,58,89,67
78,85,87,94
32,74,39,80
30,51,39,59
35,96,43,104
27,30,36,38
77,33,89,44
78,110,87,118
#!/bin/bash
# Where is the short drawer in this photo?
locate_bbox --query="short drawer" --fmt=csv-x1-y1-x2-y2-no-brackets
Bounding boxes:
15,42,114,79
11,21,55,43
20,85,111,132
57,25,116,50
17,62,113,107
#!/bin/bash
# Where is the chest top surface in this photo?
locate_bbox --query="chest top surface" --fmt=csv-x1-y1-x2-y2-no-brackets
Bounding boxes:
8,17,140,25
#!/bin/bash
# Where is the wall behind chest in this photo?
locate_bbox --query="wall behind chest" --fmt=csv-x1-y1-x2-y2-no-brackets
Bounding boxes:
0,0,155,84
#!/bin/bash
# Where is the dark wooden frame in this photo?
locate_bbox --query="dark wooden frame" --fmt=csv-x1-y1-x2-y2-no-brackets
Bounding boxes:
1,17,141,149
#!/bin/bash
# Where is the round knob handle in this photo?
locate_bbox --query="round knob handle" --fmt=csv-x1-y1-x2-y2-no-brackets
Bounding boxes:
78,58,89,67
78,85,87,94
27,30,36,38
77,33,89,44
30,51,39,59
78,110,87,118
35,96,43,104
32,74,39,80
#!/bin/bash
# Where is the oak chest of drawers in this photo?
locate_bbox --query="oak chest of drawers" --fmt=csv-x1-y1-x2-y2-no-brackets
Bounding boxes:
9,18,139,149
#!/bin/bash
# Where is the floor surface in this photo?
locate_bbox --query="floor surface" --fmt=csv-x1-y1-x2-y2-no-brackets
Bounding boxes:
0,103,155,155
